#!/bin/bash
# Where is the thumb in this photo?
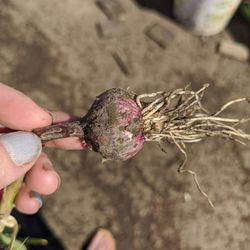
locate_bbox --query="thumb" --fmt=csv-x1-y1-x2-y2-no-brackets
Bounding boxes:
0,131,42,189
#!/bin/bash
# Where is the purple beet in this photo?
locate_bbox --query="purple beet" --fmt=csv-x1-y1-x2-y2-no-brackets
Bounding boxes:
34,88,145,161
83,88,145,160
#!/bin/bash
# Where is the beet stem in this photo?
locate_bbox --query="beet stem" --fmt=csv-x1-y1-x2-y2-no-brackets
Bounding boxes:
33,120,85,142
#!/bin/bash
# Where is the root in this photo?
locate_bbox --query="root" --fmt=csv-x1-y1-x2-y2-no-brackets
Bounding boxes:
137,84,250,144
173,134,214,208
137,84,250,207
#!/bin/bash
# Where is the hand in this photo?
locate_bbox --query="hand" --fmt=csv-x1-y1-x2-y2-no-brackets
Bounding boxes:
0,83,85,214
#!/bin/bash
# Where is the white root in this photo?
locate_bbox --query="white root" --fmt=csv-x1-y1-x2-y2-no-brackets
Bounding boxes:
136,84,250,208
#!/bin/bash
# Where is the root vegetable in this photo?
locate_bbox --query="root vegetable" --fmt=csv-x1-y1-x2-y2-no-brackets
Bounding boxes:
34,88,145,161
33,85,250,207
34,85,250,160
2,84,250,248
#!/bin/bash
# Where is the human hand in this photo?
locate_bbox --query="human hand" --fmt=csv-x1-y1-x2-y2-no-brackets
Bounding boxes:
0,83,85,214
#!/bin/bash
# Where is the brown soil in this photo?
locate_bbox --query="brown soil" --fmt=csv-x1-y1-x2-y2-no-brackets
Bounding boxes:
1,1,250,249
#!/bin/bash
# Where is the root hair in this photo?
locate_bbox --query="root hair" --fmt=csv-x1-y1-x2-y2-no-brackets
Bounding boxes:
136,84,250,207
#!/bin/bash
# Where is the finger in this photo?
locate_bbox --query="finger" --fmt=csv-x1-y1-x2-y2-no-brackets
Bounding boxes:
0,83,85,149
0,131,42,189
15,185,42,214
25,153,60,195
0,83,52,130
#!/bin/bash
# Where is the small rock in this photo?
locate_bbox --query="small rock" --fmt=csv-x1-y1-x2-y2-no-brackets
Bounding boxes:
96,20,128,39
96,0,126,21
218,40,250,61
184,192,192,202
145,23,175,49
112,49,132,75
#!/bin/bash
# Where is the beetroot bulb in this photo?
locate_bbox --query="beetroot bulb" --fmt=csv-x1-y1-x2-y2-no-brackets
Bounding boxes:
84,88,145,160
34,88,145,161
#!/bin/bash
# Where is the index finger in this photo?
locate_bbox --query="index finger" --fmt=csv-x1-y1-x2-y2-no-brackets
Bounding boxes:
0,83,85,150
0,83,52,130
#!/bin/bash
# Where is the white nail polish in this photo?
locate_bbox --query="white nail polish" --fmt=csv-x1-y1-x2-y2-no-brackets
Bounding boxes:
0,131,42,166
32,191,43,208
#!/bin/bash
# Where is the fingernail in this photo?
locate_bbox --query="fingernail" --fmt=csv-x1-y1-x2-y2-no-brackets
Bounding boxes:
32,191,43,208
56,174,61,190
87,229,116,250
42,108,54,125
0,131,42,166
43,158,53,171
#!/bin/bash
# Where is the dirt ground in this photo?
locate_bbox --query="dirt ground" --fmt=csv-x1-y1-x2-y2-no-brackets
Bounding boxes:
1,0,250,249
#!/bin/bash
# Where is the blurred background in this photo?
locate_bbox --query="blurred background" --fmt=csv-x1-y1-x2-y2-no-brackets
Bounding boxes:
0,0,250,249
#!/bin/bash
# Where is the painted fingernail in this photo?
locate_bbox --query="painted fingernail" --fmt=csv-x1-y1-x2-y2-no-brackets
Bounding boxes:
32,191,43,208
0,132,42,166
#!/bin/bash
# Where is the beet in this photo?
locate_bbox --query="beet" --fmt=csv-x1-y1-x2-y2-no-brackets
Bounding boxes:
83,88,144,160
31,85,250,207
34,88,145,161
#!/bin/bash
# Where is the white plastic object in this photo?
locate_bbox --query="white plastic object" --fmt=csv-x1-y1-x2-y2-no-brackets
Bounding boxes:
174,0,242,36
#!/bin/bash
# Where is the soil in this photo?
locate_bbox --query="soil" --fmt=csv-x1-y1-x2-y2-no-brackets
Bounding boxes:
0,0,250,250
